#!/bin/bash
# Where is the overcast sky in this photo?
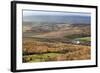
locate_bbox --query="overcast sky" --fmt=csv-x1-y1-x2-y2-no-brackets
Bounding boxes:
23,10,91,24
23,10,91,17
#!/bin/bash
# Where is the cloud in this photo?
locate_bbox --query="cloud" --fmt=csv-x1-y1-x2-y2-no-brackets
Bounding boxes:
23,10,91,24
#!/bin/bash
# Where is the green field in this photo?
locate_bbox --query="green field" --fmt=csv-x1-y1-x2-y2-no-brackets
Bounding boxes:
76,37,91,42
23,53,60,62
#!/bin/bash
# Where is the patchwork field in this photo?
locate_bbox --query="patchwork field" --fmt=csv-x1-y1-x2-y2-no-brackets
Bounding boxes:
22,23,91,63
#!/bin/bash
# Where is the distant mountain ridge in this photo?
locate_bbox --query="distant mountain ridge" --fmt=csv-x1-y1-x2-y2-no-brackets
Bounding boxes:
23,15,91,24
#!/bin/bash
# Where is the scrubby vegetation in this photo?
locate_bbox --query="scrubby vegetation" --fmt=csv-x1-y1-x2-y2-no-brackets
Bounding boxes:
22,38,90,63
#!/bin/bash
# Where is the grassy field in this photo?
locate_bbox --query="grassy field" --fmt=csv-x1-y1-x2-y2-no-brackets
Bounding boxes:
76,37,91,42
